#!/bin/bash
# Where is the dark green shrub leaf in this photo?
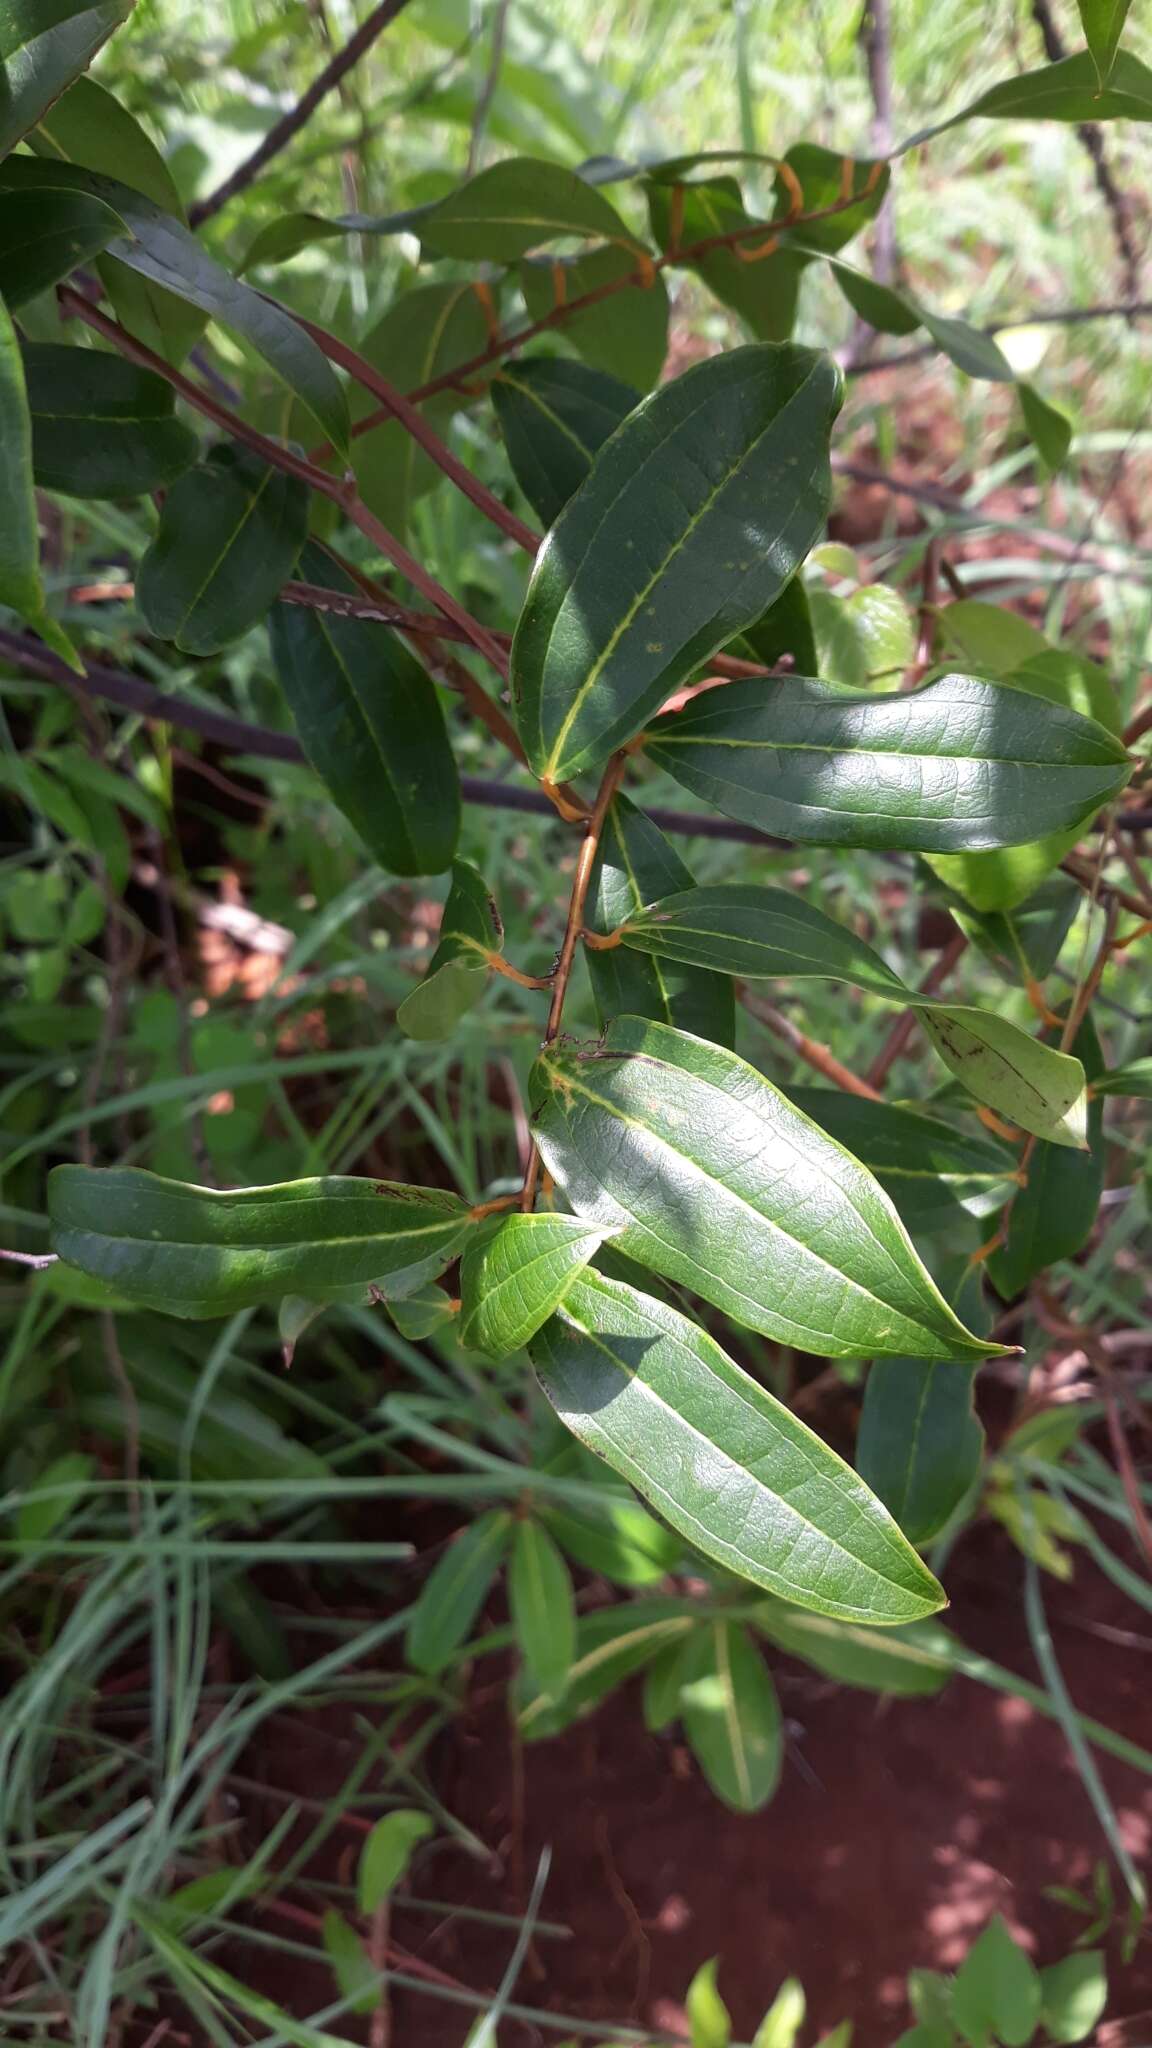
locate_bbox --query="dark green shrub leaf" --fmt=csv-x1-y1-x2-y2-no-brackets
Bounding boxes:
512,342,841,782
0,0,132,156
23,343,197,498
921,47,1152,132
737,573,818,672
986,1017,1105,1297
1079,0,1131,86
951,1916,1042,2048
270,548,460,878
520,241,669,389
48,1166,475,1318
679,1621,781,1812
789,1091,1013,1227
350,281,491,535
647,174,807,342
0,298,79,671
1019,380,1073,471
397,860,501,1041
586,795,735,1048
953,874,1080,986
531,1269,948,1620
1038,1950,1107,2043
139,444,307,652
518,1598,693,1740
509,1518,576,1698
458,1211,611,1357
0,187,121,306
858,1357,983,1545
531,1018,1000,1360
645,673,1131,852
420,157,641,260
542,1493,682,1586
754,1605,954,1696
1094,1057,1152,1098
405,1510,511,1676
491,356,637,527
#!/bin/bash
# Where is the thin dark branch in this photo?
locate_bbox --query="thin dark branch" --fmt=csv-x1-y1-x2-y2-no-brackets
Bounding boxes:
1029,0,1140,299
189,0,416,227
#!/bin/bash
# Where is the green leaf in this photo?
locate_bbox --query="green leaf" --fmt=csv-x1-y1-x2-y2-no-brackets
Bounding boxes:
1079,0,1131,86
986,1017,1105,1297
737,572,818,672
951,1917,1042,2048
829,256,921,335
809,582,915,689
753,1978,807,2048
952,874,1080,986
1038,1951,1107,2043
531,1017,999,1362
420,157,640,261
1019,381,1073,471
917,308,1015,382
491,356,638,527
397,860,502,1042
511,342,841,782
754,1606,954,1697
459,1212,611,1357
138,444,307,653
0,0,132,156
1094,1057,1152,1098
643,1631,693,1731
320,1912,376,2017
858,1357,983,1545
23,343,197,499
917,1008,1088,1149
542,1491,681,1586
647,174,807,342
16,1449,94,1545
680,1621,781,1812
518,1599,694,1740
788,1090,1013,1228
269,546,460,879
531,1269,948,1620
0,157,349,451
0,295,79,672
0,186,121,307
405,1510,512,1676
520,241,669,389
358,1810,435,1913
686,1958,732,2048
919,47,1152,133
508,1518,576,1698
350,281,491,535
48,1165,474,1319
586,795,735,1049
935,599,1048,672
644,672,1131,853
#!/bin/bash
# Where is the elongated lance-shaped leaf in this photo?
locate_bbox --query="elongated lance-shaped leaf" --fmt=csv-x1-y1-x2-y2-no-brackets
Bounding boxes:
509,1518,576,1699
789,1090,1013,1227
512,342,841,782
351,280,492,537
492,356,638,528
645,673,1130,853
904,48,1152,145
458,1212,612,1358
679,1621,782,1811
753,1604,955,1696
0,0,132,156
611,884,1090,1145
269,546,460,879
518,1598,695,1741
0,298,80,672
48,1166,475,1319
0,187,121,307
397,860,502,1042
139,445,307,651
0,156,349,451
531,1020,1002,1360
22,343,197,499
405,1510,512,1676
530,1270,948,1619
858,1357,984,1546
419,156,642,261
586,794,735,1048
1079,0,1132,86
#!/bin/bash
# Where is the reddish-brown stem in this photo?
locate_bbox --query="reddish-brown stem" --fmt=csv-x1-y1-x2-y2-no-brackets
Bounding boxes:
866,926,968,1087
1123,696,1152,747
740,988,883,1100
487,952,552,990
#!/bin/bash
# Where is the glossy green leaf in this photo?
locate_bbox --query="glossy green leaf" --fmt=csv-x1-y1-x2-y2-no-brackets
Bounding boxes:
829,255,921,335
586,795,735,1048
520,241,669,389
858,1357,983,1545
918,308,1014,382
531,1269,949,1619
0,187,121,306
754,1605,954,1697
918,47,1152,134
491,356,637,527
952,874,1080,986
1038,1951,1107,2043
788,1090,1013,1227
686,1958,732,2048
512,342,841,782
1019,380,1073,471
406,1510,511,1677
239,201,435,271
385,1283,457,1343
0,296,79,672
0,157,349,452
350,281,491,535
48,1165,475,1319
459,1211,611,1357
0,0,131,156
935,599,1047,672
986,1017,1105,1297
680,1621,782,1812
645,672,1131,853
531,1018,999,1362
509,1518,576,1698
809,582,914,689
647,175,807,342
541,1491,682,1586
420,157,640,260
518,1598,694,1740
917,1008,1088,1148
753,1978,807,2048
951,1916,1042,2048
358,1810,434,1913
320,1912,376,2017
1079,0,1131,85
138,444,307,653
1093,1057,1152,1098
397,860,501,1041
737,572,818,673
269,547,460,879
23,343,197,499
